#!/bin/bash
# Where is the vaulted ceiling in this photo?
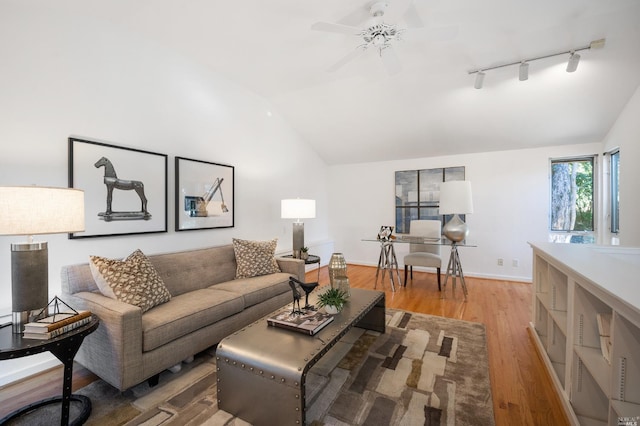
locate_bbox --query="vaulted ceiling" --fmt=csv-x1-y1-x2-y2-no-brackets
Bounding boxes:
36,0,640,164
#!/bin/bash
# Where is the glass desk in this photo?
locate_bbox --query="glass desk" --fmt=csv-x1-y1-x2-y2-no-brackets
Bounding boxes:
363,237,476,299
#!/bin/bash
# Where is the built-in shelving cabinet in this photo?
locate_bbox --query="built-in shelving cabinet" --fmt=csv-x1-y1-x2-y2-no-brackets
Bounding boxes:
529,243,640,425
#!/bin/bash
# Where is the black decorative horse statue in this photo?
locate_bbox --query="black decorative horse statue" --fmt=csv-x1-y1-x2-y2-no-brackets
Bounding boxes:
94,157,151,221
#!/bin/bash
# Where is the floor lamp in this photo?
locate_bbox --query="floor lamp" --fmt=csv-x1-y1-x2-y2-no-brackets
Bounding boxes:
0,186,85,333
281,199,315,259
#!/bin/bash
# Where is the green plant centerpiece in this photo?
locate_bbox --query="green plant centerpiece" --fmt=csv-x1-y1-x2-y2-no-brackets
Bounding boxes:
300,246,309,260
317,287,348,314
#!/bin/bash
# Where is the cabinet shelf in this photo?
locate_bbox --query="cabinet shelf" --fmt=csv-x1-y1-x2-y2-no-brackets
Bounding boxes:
538,292,569,328
550,310,568,336
538,291,551,311
549,265,569,312
611,314,640,407
572,351,609,423
610,399,640,419
574,346,611,399
576,415,607,426
529,242,640,426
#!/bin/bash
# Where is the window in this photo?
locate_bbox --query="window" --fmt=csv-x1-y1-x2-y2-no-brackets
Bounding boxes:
610,150,620,233
550,156,595,243
395,166,464,234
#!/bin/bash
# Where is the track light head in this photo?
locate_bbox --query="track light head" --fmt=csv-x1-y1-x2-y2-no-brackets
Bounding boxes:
519,62,529,81
474,71,485,89
566,52,580,73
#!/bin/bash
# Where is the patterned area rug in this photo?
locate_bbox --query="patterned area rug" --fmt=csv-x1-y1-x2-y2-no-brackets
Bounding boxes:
312,310,495,426
6,309,494,426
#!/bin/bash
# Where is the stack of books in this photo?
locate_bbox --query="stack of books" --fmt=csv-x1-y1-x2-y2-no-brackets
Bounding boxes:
23,310,92,340
267,309,334,336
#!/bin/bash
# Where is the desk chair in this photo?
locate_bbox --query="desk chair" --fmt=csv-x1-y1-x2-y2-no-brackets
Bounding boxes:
403,220,442,290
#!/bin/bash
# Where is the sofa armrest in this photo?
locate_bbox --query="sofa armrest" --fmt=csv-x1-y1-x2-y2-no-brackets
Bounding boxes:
276,257,306,281
62,291,144,390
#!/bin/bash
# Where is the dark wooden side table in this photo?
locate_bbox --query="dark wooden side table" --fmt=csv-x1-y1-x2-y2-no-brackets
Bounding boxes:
282,254,321,282
0,317,99,426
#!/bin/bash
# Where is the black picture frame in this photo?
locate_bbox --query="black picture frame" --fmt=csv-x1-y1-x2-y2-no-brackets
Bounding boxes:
175,156,234,231
68,137,168,239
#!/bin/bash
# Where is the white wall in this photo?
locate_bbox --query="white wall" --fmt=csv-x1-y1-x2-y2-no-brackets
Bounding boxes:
0,4,330,385
602,85,640,246
327,143,602,282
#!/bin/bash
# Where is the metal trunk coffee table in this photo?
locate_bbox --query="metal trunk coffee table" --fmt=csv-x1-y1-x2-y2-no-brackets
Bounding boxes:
217,287,385,425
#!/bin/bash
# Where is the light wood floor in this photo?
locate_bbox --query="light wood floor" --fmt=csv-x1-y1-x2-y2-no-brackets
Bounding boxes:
0,264,569,425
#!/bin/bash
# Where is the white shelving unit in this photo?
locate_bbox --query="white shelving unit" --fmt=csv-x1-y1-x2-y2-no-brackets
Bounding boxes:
529,243,640,425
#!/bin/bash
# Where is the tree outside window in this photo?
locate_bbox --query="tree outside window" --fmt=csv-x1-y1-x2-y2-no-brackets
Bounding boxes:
610,150,620,234
550,157,594,234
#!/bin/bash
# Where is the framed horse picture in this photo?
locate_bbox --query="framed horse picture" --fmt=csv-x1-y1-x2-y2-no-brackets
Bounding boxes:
68,137,168,238
175,156,234,231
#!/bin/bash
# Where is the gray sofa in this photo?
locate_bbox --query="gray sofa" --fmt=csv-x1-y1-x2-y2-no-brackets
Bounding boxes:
60,244,304,391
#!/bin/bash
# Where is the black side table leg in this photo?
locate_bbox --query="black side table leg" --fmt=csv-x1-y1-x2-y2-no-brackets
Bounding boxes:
50,335,91,426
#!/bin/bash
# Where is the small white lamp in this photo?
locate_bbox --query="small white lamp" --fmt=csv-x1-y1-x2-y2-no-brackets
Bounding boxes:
439,181,473,243
0,186,85,333
281,199,316,259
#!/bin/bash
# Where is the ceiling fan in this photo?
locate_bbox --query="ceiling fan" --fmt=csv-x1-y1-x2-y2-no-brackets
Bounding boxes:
311,0,455,75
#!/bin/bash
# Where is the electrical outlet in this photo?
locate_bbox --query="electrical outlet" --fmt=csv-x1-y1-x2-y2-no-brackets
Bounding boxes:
497,258,503,266
512,259,519,267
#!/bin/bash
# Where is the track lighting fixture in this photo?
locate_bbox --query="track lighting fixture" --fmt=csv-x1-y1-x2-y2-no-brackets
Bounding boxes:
566,52,580,72
468,38,605,89
474,71,485,89
519,62,529,81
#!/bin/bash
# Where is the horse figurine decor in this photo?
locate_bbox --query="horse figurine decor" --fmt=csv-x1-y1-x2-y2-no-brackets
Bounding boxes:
94,156,151,221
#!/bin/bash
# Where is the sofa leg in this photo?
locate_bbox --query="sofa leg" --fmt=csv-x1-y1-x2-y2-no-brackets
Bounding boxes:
436,268,441,291
148,374,160,387
404,265,408,286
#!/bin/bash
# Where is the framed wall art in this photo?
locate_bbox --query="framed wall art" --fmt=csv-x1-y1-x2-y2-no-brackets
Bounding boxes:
175,156,234,231
68,137,168,239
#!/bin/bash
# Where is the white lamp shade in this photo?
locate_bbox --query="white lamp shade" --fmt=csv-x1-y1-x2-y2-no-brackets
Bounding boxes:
0,186,85,235
281,199,316,219
439,181,473,215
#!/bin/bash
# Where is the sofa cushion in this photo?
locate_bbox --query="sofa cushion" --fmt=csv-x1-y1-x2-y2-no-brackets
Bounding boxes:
214,272,292,308
89,249,172,313
232,238,281,279
148,245,238,297
141,288,244,352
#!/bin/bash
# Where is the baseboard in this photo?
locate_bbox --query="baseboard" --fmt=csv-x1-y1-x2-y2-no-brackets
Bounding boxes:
461,271,531,283
0,353,59,388
527,323,579,425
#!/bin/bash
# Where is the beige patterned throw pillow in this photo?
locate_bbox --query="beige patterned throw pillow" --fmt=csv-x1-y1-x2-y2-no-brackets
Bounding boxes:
89,249,171,313
232,238,281,279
